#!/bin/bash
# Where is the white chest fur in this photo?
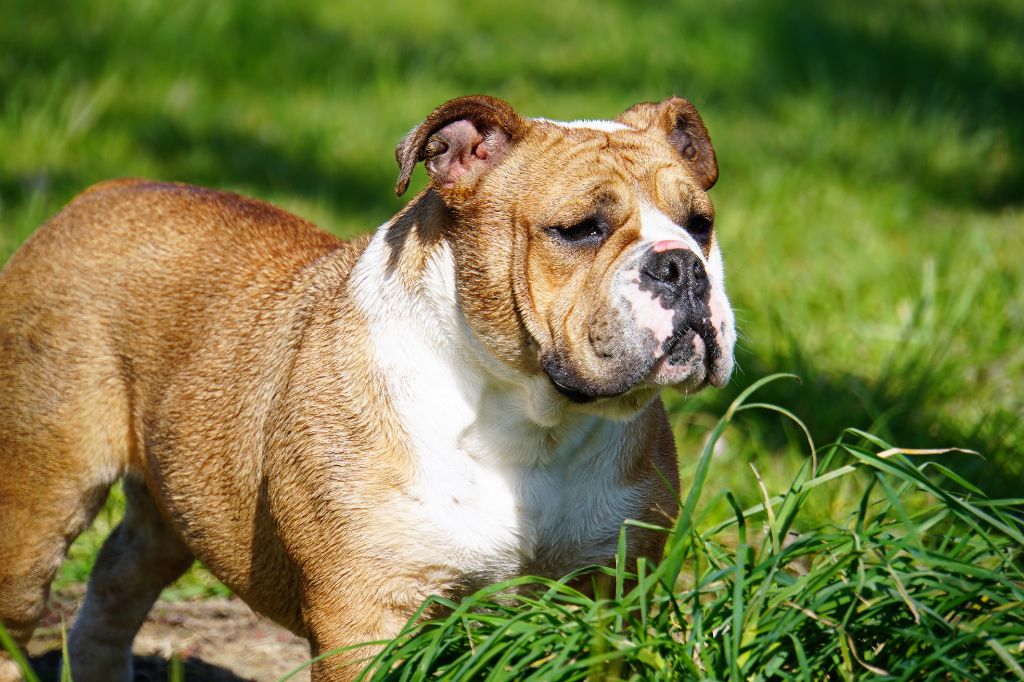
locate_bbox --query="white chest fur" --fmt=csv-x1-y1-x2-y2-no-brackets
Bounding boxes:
348,226,644,582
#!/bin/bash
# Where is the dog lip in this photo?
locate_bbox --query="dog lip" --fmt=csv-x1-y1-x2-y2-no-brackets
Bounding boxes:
708,366,731,388
663,328,693,358
547,374,598,404
664,328,704,368
661,325,723,387
541,356,630,404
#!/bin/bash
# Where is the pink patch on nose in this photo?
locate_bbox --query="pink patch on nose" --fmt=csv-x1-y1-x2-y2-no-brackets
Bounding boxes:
652,239,690,253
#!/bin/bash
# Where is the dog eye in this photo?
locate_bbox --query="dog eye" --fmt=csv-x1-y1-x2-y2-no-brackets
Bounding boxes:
549,217,606,245
685,214,713,246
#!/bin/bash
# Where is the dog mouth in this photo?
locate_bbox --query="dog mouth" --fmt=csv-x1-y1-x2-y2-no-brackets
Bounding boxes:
542,318,727,403
663,328,698,364
541,336,709,405
547,375,599,404
659,322,730,388
540,354,632,404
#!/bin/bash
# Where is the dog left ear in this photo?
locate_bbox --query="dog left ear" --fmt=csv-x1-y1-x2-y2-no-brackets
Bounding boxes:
617,97,718,190
395,95,527,197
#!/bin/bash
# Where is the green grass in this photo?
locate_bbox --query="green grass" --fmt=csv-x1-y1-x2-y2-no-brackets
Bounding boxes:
297,377,1024,681
1,0,1022,675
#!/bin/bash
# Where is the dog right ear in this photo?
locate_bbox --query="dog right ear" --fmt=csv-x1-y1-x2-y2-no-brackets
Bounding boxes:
394,95,526,197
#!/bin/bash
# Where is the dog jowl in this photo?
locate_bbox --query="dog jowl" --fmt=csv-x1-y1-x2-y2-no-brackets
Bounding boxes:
0,95,733,681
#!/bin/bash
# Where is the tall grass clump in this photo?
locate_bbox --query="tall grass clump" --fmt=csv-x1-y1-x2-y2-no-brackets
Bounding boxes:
304,375,1024,682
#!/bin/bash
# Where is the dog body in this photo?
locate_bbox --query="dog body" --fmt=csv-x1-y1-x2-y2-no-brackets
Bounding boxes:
0,96,734,681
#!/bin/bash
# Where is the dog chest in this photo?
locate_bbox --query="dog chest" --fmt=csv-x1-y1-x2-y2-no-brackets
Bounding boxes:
400,411,641,585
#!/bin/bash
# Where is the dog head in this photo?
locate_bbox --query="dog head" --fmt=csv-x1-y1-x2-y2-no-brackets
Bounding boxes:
395,95,735,410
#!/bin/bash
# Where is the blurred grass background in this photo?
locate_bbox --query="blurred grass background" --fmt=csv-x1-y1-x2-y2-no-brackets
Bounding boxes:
1,0,1021,597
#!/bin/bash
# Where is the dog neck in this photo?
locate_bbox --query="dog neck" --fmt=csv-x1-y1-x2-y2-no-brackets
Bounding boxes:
347,194,625,468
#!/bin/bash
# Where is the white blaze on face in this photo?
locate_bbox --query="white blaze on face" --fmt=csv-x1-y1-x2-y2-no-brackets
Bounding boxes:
638,201,704,250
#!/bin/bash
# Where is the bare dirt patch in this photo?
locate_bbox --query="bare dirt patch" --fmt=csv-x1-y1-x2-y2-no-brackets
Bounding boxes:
27,588,311,682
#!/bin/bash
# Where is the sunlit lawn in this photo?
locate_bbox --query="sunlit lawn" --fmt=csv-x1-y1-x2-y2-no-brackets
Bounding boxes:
2,0,1021,612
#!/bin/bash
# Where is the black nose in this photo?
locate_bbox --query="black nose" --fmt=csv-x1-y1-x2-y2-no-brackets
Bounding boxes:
640,249,707,302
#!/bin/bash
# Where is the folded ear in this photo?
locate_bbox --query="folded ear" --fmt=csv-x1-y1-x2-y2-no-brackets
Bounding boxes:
394,95,527,197
617,97,718,190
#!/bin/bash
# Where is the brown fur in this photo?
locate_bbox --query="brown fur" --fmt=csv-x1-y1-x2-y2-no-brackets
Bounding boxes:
0,95,722,681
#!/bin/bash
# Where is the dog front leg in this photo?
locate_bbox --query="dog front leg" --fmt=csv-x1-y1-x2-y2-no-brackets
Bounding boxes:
303,612,397,682
301,573,446,682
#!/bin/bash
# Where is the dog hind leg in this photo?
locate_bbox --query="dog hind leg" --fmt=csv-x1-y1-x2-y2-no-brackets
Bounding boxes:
0,468,114,682
65,475,194,682
0,253,142,681
0,480,112,682
0,403,122,681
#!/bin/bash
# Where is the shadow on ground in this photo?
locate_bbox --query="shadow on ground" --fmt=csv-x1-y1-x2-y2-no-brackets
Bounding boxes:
30,650,248,682
26,594,311,682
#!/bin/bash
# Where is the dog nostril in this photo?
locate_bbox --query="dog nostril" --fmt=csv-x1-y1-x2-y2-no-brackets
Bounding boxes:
666,259,681,284
691,257,708,296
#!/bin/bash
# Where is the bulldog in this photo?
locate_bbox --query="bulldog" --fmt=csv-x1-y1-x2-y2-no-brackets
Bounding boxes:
0,95,735,681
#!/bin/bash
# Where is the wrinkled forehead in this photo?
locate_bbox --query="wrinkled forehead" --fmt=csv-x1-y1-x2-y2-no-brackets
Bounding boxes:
500,118,711,218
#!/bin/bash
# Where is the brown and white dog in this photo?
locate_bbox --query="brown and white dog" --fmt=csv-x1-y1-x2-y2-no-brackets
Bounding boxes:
0,95,734,681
